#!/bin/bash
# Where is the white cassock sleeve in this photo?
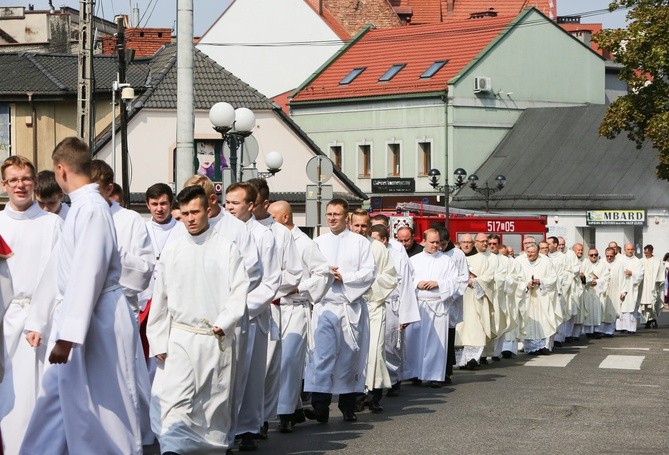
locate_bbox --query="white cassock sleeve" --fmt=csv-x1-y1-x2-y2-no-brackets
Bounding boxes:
233,220,262,293
274,227,303,300
297,240,333,304
436,256,461,302
24,248,59,336
117,214,154,296
248,229,280,319
396,252,420,325
340,237,376,303
0,257,13,382
147,259,169,357
214,244,250,335
55,207,117,346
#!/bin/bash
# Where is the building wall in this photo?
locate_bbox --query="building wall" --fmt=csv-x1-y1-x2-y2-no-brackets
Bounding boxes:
197,0,345,98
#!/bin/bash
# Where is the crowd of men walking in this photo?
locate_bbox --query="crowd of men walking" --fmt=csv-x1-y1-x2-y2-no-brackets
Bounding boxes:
0,136,667,454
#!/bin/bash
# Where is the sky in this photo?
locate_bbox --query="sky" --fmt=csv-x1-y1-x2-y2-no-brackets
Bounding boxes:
39,0,630,36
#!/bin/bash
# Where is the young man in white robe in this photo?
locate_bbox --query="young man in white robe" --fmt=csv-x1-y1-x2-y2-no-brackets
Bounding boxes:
90,159,155,445
546,236,572,346
34,169,69,220
350,209,397,412
304,198,375,423
225,182,280,451
615,243,644,333
405,229,461,386
268,200,333,433
639,244,665,328
147,185,249,454
369,225,420,395
569,243,586,340
518,244,558,355
21,137,142,454
455,233,495,369
0,156,62,455
247,178,302,437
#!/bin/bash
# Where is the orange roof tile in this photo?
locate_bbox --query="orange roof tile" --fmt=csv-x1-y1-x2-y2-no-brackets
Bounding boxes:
291,15,516,103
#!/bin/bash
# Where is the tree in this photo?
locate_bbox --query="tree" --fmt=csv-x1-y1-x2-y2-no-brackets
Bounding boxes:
594,1,669,179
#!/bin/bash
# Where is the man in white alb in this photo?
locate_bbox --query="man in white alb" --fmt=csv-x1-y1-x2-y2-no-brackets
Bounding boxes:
616,243,643,333
148,185,249,454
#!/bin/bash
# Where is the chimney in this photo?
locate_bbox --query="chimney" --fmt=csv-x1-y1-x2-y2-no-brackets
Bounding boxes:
132,4,140,28
447,0,454,16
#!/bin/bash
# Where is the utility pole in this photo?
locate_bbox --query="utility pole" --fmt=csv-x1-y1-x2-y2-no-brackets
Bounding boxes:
116,15,131,207
175,0,194,191
76,0,95,150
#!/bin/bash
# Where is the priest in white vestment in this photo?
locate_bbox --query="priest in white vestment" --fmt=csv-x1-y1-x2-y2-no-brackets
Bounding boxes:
639,245,665,327
0,156,62,455
581,248,609,336
407,229,461,384
304,198,375,423
616,244,644,333
268,201,333,433
148,185,249,454
501,245,525,357
22,137,141,454
518,244,558,355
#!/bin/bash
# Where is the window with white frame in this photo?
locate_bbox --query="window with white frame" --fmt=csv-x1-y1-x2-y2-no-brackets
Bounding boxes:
387,143,400,176
358,144,371,178
330,144,342,170
417,141,432,176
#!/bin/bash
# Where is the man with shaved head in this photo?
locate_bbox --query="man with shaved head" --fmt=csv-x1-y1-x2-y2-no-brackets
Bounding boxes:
566,243,585,341
615,243,643,333
396,226,423,257
267,201,332,432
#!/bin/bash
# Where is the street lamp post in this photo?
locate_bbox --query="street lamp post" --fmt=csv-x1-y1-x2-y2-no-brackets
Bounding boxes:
208,102,256,184
467,174,506,212
428,167,468,229
254,151,284,179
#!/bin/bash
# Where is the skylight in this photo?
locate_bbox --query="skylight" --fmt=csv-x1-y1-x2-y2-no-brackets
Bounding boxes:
378,64,406,82
420,60,448,79
340,67,366,85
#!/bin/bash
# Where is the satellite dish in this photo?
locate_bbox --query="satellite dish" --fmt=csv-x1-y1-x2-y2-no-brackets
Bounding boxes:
306,155,334,184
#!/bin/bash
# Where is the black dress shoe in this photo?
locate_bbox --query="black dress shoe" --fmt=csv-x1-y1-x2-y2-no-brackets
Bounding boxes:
278,416,293,433
554,341,563,348
342,411,358,422
368,401,384,413
239,433,257,452
254,421,268,439
539,348,551,355
408,377,421,386
492,356,501,361
429,380,444,388
467,359,480,369
479,357,489,365
162,452,180,455
292,409,306,425
443,376,452,384
303,407,329,423
501,350,513,359
354,399,366,413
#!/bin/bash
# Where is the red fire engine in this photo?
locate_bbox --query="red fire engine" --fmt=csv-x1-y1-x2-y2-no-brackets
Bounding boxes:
377,202,547,253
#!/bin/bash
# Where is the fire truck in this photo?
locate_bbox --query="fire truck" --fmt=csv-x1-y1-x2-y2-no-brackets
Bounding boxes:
377,202,547,253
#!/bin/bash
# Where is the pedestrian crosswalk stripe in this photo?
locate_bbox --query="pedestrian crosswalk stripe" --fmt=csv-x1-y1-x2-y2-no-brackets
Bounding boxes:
599,355,644,370
602,347,649,351
524,354,577,368
663,349,669,352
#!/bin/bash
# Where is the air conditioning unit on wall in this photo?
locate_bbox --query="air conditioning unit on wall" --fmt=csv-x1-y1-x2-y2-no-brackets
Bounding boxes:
474,77,492,93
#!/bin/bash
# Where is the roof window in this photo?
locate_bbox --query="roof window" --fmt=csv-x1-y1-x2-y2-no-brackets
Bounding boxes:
420,60,448,79
378,64,405,82
340,67,366,85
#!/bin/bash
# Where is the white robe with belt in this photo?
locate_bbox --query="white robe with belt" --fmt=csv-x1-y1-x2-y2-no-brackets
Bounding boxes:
0,202,61,455
305,229,375,394
148,227,249,454
21,183,141,455
519,255,558,351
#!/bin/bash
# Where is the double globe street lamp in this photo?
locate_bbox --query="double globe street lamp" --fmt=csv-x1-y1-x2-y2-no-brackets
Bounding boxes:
208,102,283,184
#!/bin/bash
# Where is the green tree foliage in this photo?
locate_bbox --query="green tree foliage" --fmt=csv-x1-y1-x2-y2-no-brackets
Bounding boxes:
594,1,669,179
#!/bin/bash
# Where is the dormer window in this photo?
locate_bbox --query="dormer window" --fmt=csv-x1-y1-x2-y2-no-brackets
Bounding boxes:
378,64,405,82
420,60,448,79
340,67,366,85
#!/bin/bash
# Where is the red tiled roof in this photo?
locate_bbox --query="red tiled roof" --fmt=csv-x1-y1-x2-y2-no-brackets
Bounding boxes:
304,0,351,41
392,0,555,24
272,89,293,114
559,22,604,56
291,15,515,103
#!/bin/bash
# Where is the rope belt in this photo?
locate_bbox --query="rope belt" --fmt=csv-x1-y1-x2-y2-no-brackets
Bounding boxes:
420,298,448,317
171,320,226,351
10,298,31,309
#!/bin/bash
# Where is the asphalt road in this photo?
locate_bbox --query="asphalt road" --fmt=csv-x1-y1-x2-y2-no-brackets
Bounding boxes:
148,310,669,455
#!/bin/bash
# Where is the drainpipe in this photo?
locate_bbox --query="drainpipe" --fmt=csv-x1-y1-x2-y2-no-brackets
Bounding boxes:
27,92,38,169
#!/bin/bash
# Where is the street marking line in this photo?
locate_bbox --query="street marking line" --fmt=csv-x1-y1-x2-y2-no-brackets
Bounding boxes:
599,355,644,370
663,349,669,352
525,354,577,368
570,346,589,349
602,347,649,351
630,384,660,388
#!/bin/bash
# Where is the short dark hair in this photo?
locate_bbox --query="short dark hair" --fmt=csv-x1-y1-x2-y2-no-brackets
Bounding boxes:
145,183,174,204
177,185,208,209
644,244,654,252
435,226,450,242
247,178,269,203
35,170,62,199
2,155,36,180
548,236,559,244
370,224,389,240
90,159,114,187
327,198,349,213
226,182,258,204
52,137,90,176
111,183,124,205
372,214,389,226
488,233,501,242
